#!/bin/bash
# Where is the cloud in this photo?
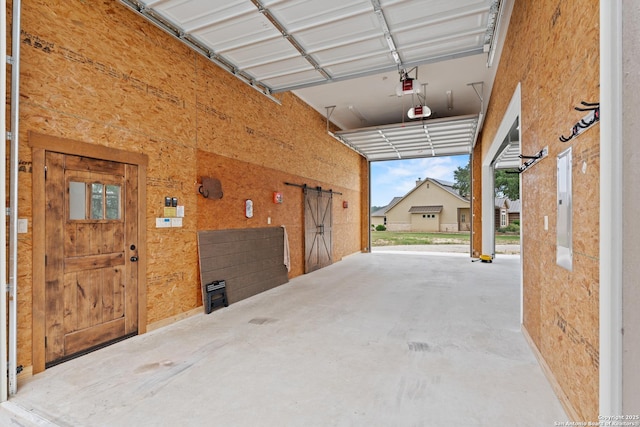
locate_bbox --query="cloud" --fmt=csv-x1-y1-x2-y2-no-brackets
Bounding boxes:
370,155,469,206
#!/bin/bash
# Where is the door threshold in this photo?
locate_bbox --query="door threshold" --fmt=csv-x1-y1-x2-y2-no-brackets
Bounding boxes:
45,332,137,369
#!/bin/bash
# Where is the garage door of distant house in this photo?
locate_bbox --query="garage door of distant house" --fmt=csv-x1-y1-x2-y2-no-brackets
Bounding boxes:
304,187,333,273
44,152,139,367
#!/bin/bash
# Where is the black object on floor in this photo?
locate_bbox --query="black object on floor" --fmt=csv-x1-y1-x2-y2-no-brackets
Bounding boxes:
205,280,228,314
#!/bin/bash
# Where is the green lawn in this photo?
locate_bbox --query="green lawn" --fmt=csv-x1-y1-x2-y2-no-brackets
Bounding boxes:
371,231,520,246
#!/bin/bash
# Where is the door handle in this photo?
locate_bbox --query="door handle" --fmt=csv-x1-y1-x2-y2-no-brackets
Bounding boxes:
130,256,138,262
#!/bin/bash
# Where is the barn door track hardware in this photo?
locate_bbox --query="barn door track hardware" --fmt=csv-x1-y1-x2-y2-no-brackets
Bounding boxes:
506,146,549,174
559,101,600,143
284,182,343,195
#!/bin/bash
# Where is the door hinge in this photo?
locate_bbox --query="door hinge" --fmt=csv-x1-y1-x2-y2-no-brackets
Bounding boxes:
45,255,47,266
44,165,48,180
44,336,47,348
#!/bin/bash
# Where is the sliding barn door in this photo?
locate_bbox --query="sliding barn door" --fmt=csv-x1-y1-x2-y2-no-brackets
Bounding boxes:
304,187,333,273
44,152,139,366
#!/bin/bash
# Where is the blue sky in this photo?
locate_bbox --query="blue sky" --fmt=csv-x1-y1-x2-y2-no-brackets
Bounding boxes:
370,155,469,207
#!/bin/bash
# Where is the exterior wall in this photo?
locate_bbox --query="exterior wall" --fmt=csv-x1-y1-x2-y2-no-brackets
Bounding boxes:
387,223,411,232
371,215,385,227
386,180,469,232
495,207,515,229
475,0,599,420
16,2,366,372
459,208,471,231
439,222,458,232
410,213,439,232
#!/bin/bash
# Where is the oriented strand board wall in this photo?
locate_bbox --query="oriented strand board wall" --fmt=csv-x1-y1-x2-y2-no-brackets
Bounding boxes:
475,0,599,421
16,1,366,370
194,149,362,280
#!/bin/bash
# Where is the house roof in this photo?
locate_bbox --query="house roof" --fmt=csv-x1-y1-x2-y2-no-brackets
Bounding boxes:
431,178,466,199
409,178,469,204
377,178,469,217
408,205,443,214
495,197,521,213
383,177,470,216
371,196,403,217
508,199,521,213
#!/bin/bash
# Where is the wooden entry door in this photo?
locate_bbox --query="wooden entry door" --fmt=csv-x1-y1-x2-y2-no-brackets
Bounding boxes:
44,152,139,366
304,187,333,273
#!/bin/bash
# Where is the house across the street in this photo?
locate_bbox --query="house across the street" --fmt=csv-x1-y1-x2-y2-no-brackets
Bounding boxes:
495,197,521,229
372,178,470,232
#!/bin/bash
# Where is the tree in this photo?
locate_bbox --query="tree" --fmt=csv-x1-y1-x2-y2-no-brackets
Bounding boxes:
452,160,520,200
452,162,470,198
494,170,520,200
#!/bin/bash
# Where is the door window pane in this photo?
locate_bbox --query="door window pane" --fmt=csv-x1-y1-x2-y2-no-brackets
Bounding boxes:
69,181,86,220
91,183,104,219
105,185,121,220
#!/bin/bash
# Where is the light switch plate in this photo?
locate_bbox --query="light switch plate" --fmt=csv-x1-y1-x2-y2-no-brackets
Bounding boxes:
18,218,28,233
156,218,171,228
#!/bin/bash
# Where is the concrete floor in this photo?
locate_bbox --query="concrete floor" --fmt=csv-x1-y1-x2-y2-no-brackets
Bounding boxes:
1,251,566,426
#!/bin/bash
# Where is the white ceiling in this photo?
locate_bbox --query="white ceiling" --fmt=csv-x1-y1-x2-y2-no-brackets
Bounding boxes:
119,0,512,161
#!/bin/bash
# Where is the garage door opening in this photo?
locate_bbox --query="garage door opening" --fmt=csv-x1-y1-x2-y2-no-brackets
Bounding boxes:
370,155,472,252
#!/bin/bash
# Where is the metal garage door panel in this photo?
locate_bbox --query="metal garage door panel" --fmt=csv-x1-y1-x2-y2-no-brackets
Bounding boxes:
191,13,282,54
261,69,326,90
334,115,478,161
263,0,372,32
265,0,392,76
300,32,391,70
282,8,380,50
394,15,487,45
381,0,492,31
400,40,483,64
382,0,492,60
245,56,316,81
215,37,305,70
141,0,254,28
123,0,499,96
321,55,395,77
316,44,394,75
